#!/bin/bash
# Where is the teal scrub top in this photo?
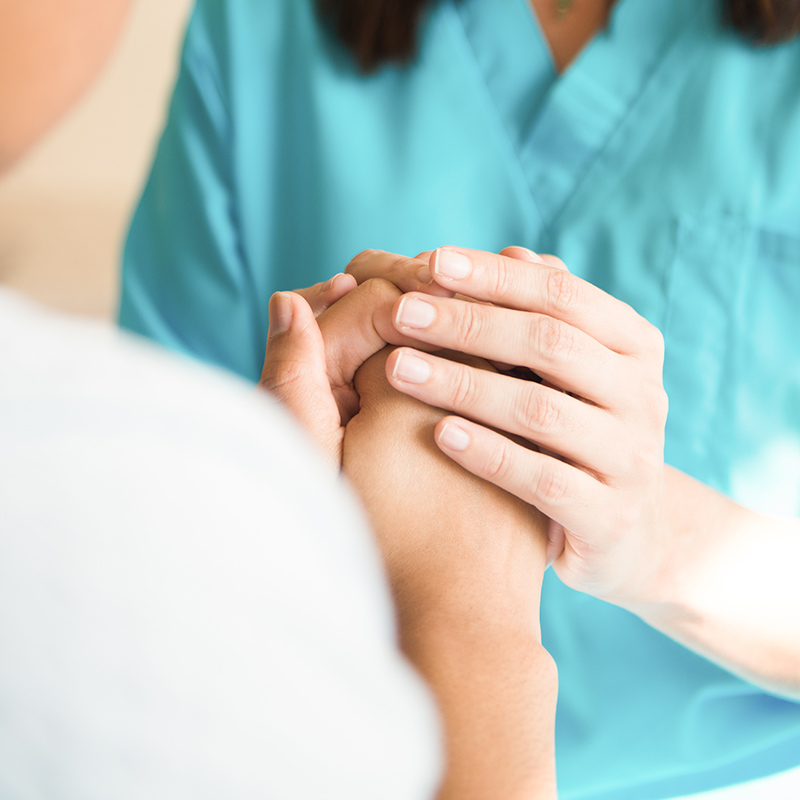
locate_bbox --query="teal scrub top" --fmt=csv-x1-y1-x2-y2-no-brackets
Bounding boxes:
120,0,800,797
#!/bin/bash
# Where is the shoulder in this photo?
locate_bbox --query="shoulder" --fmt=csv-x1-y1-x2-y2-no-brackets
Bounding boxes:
0,291,443,799
186,0,327,71
702,28,800,131
0,291,387,623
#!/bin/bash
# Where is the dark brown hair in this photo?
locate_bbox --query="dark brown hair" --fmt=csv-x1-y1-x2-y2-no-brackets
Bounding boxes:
316,0,800,72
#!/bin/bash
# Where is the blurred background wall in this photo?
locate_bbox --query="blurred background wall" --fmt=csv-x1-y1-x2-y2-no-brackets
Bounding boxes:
0,0,193,320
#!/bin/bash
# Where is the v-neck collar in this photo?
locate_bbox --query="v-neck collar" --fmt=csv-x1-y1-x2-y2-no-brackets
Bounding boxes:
454,0,556,148
454,0,711,231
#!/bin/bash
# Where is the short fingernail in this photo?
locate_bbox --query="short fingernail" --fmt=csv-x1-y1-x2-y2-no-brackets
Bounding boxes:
417,265,433,284
433,248,472,281
518,248,545,263
392,351,431,384
324,273,344,291
396,296,437,329
438,423,471,452
268,292,293,336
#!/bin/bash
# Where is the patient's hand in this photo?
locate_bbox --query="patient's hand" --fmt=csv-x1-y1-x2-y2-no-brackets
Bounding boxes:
344,347,548,633
344,348,557,800
260,278,414,466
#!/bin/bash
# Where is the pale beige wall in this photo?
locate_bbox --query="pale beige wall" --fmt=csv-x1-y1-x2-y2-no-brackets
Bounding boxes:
0,0,193,319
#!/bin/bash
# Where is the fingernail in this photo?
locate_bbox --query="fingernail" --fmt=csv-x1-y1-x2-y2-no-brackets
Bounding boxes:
518,248,544,263
392,351,431,384
417,265,433,284
433,248,472,281
268,292,293,336
438,423,471,452
324,273,343,291
396,296,437,329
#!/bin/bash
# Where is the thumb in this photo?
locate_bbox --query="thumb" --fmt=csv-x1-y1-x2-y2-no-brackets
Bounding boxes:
293,272,358,317
259,292,343,466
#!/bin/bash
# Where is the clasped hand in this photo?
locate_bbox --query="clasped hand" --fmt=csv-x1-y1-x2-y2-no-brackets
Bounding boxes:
264,246,670,610
259,254,559,800
258,263,549,632
261,244,800,712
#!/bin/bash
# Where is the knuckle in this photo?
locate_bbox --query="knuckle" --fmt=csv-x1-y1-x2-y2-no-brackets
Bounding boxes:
545,269,582,316
517,388,561,434
456,302,489,349
260,357,305,395
347,249,380,272
532,463,570,506
533,315,576,364
611,501,640,535
630,445,662,481
450,366,478,410
355,248,383,262
361,277,400,303
484,439,515,482
490,255,516,299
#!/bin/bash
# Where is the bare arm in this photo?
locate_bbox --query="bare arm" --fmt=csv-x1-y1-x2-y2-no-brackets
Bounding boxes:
390,248,800,699
627,467,800,699
343,247,800,700
345,349,557,800
261,291,559,798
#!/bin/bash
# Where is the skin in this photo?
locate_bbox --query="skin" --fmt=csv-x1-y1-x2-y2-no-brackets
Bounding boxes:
347,349,557,800
262,286,559,799
529,0,617,73
0,1,560,793
341,247,800,700
260,275,447,467
337,0,800,702
0,0,131,171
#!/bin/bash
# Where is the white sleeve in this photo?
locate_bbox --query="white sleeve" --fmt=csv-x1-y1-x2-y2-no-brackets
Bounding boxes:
0,298,442,800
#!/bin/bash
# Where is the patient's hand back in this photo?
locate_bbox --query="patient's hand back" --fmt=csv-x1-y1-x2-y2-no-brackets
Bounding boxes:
344,347,548,633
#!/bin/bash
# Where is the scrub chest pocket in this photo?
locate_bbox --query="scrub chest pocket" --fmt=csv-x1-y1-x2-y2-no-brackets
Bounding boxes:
662,215,800,515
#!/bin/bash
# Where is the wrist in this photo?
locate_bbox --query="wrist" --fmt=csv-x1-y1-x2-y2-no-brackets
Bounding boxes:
611,469,800,696
607,467,726,612
403,621,558,800
397,583,545,651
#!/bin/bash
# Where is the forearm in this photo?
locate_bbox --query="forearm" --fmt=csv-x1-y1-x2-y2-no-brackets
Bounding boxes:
375,489,556,799
624,466,800,699
344,347,556,797
403,618,558,800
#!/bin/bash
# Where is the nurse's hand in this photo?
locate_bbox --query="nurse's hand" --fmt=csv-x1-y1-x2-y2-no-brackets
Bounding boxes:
259,277,421,466
384,246,670,606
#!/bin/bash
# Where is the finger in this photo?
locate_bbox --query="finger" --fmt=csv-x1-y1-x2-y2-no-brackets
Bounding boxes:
432,415,608,534
293,272,358,317
345,249,455,297
430,247,655,355
465,262,532,375
499,246,570,274
260,292,343,465
536,253,570,272
385,348,623,476
499,248,570,278
315,279,434,421
392,293,625,407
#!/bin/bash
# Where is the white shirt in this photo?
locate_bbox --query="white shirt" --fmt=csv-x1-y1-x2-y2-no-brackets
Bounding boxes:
0,289,441,799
